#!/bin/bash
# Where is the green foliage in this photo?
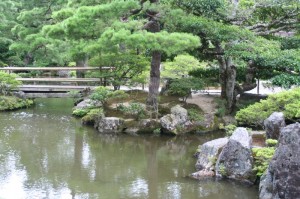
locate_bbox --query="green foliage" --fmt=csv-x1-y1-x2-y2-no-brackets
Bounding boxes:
0,96,33,111
72,108,90,117
266,139,278,147
153,128,161,134
187,108,204,122
224,124,237,136
168,77,204,103
162,54,204,79
252,147,276,177
236,88,300,127
81,108,104,124
117,103,147,121
0,72,21,95
90,86,128,105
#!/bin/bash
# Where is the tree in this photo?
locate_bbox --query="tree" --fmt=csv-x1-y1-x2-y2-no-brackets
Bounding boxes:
44,0,200,110
167,0,299,113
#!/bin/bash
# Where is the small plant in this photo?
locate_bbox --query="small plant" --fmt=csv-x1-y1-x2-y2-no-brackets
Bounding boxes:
218,163,227,176
90,86,128,105
118,102,147,120
72,108,90,117
225,124,237,136
153,128,161,134
252,147,276,177
188,108,204,122
265,139,278,147
81,108,104,124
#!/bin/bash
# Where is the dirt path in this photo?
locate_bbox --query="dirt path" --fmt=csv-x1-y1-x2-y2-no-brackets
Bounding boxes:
187,93,218,114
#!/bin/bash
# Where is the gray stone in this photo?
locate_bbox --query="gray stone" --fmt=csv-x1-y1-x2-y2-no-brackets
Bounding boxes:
95,117,124,134
123,119,160,135
75,99,102,109
13,91,26,99
264,112,286,139
160,105,191,135
259,123,300,199
216,127,255,183
191,138,228,179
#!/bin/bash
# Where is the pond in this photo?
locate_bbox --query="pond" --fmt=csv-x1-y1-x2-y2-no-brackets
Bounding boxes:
0,98,258,199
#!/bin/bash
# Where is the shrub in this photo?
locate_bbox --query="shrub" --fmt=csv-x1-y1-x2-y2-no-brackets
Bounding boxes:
118,102,147,120
252,147,276,177
0,72,21,95
0,96,33,111
81,108,104,124
72,108,90,117
90,86,128,105
266,139,278,147
224,124,237,136
235,88,300,127
187,108,204,122
168,77,204,103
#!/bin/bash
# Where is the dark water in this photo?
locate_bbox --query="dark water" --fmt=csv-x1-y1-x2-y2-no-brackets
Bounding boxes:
0,99,258,199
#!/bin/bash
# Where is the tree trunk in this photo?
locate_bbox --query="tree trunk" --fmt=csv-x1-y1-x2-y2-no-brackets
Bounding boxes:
146,51,161,110
75,55,88,78
144,9,161,111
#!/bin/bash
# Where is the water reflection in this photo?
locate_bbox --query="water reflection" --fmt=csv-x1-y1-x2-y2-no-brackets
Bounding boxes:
0,99,258,199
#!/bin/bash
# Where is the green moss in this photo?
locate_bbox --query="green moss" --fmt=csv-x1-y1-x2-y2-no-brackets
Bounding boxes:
0,96,33,111
224,124,237,136
187,108,204,122
81,108,104,124
252,147,276,177
265,139,278,147
72,108,90,117
236,88,300,127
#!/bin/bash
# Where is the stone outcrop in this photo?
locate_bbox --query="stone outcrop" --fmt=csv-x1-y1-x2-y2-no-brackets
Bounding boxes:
259,123,300,199
124,119,160,135
264,112,286,139
191,138,228,179
95,117,124,134
75,99,102,109
160,105,191,135
215,128,255,183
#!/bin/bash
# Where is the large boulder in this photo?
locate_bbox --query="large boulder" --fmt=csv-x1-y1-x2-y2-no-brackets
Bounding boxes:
95,117,124,134
215,128,255,183
160,105,191,135
191,138,228,179
264,112,286,139
259,123,300,199
75,99,102,109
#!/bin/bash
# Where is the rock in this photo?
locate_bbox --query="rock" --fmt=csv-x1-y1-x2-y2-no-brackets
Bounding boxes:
259,123,300,199
216,127,255,183
95,117,124,134
123,119,160,135
191,138,228,179
75,99,102,109
13,91,26,99
160,105,191,135
264,112,286,139
57,70,70,77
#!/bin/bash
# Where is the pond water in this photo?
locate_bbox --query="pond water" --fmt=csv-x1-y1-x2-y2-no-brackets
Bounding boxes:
0,99,258,199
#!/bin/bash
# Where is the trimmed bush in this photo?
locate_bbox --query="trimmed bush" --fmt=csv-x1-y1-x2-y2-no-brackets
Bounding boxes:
0,96,33,111
235,88,300,127
72,108,90,117
81,108,104,124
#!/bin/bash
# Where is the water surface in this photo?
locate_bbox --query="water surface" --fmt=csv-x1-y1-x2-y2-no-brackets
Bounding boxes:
0,98,258,199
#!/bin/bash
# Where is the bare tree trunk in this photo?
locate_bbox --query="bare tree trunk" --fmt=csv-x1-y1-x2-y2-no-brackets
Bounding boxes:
76,55,88,78
144,8,161,112
146,51,161,109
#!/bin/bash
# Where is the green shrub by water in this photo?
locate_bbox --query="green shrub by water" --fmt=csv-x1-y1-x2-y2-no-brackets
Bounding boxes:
0,96,33,111
235,88,300,127
81,108,104,124
252,147,276,177
72,108,90,117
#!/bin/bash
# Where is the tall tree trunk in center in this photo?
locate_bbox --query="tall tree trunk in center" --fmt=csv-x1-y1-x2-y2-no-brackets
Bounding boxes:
145,8,161,112
75,54,88,78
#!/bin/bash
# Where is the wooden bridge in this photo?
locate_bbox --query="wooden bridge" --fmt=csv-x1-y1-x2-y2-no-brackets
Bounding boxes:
0,66,110,98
